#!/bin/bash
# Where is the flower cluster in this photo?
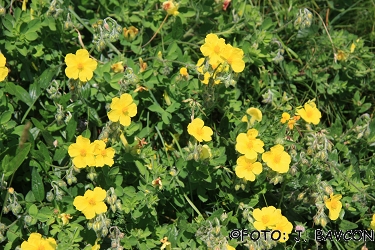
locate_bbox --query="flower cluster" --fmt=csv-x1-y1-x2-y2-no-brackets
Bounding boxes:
108,93,137,127
68,135,115,169
280,112,300,130
21,233,57,250
324,193,342,220
252,206,293,242
73,187,108,219
65,49,97,82
197,33,245,86
0,53,8,81
235,106,293,181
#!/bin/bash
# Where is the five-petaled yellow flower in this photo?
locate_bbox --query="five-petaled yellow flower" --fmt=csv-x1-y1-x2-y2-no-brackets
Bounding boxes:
108,93,137,126
324,193,342,220
235,156,262,181
111,61,124,73
222,44,245,73
187,118,213,142
93,140,115,167
0,53,9,81
262,144,291,173
65,49,97,82
200,34,226,66
253,206,282,230
235,129,264,159
73,187,107,219
296,101,322,125
68,135,96,168
21,233,57,250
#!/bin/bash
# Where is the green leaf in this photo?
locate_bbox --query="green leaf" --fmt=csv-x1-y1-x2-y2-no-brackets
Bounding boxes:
31,167,45,202
28,204,38,216
172,16,183,39
339,219,358,230
5,82,33,106
66,115,78,142
1,143,31,179
25,31,38,41
359,103,371,113
0,110,12,124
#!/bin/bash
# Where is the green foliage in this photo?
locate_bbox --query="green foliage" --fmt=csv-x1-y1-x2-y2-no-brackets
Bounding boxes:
0,0,375,250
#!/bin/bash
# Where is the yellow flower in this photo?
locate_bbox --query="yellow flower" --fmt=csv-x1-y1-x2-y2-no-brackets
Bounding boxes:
246,107,262,125
235,129,264,159
370,214,375,230
92,239,100,250
270,216,293,242
65,49,97,82
93,140,115,167
235,156,262,181
123,26,139,41
111,62,124,73
201,72,210,85
139,57,148,72
200,34,226,66
350,43,356,53
180,67,188,77
241,115,248,123
200,145,212,160
222,44,245,73
160,237,171,249
59,213,72,225
287,119,296,130
296,101,321,125
324,193,342,220
280,112,290,124
262,144,291,173
107,93,137,126
226,244,236,250
73,187,107,219
196,58,205,74
68,135,96,168
253,206,282,230
163,0,179,16
21,233,57,250
336,50,348,61
187,118,213,142
0,53,8,81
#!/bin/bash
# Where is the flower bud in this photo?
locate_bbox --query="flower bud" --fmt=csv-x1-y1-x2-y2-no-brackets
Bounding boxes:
3,206,10,214
101,227,109,237
87,172,97,181
0,7,6,16
11,204,22,215
92,221,102,232
24,215,33,225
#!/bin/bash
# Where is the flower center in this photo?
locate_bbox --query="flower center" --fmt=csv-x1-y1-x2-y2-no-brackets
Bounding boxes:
196,128,204,136
214,45,221,54
247,140,254,149
122,106,129,115
37,246,45,250
273,154,281,164
306,109,313,118
330,200,338,209
80,149,87,157
100,150,107,157
261,215,270,225
245,163,254,171
77,63,84,70
88,198,96,206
